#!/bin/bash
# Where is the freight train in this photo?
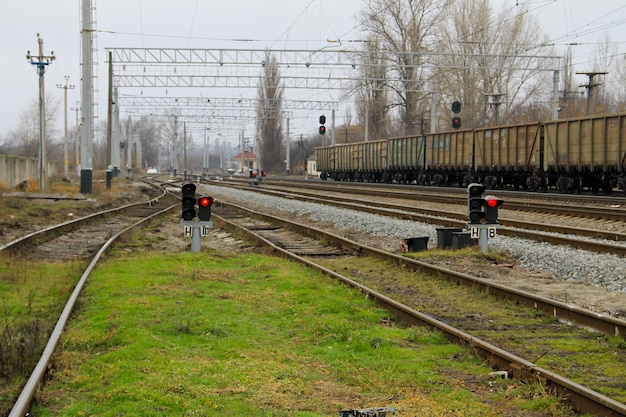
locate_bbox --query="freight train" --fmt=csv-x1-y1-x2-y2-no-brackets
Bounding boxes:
316,112,626,195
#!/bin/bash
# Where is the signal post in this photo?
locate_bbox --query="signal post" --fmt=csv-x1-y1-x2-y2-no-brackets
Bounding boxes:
466,183,503,252
180,183,214,253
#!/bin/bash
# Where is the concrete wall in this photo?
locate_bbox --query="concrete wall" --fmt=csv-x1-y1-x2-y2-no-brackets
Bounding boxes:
0,155,57,190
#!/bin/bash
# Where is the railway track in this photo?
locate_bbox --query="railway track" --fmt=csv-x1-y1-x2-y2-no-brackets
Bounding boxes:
208,199,626,416
214,179,626,257
5,181,179,417
248,177,626,222
5,178,626,416
1,185,179,259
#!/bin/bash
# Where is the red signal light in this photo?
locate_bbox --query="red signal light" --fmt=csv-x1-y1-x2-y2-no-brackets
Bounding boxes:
485,196,503,208
484,195,503,223
197,196,214,221
198,196,214,207
319,125,326,135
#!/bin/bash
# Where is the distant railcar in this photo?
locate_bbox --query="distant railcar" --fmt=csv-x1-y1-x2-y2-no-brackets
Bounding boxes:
316,112,626,194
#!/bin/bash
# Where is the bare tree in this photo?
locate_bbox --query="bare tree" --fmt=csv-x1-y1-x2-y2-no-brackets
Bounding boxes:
612,53,626,112
3,96,59,158
590,34,621,114
256,51,284,173
434,0,553,127
355,36,391,140
360,0,450,134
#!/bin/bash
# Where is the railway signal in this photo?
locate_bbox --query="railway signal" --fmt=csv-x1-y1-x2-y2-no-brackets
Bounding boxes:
484,195,503,224
180,184,213,252
467,183,486,224
319,114,326,135
451,101,462,129
197,196,214,221
181,183,197,221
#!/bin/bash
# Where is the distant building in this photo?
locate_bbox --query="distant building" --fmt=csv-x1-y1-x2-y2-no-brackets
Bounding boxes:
306,153,320,177
232,151,258,172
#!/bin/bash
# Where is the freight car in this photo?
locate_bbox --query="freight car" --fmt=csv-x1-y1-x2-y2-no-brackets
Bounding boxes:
317,112,626,194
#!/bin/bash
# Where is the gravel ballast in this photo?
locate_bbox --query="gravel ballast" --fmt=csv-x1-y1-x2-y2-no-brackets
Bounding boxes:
206,185,626,295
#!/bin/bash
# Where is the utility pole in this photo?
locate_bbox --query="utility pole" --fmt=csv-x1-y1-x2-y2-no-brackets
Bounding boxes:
56,76,75,179
70,101,80,174
106,51,113,182
183,122,187,176
26,33,55,191
485,93,504,126
577,71,607,115
203,127,209,175
80,0,94,194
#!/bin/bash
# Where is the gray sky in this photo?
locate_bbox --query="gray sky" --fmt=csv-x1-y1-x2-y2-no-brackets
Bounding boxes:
1,0,625,141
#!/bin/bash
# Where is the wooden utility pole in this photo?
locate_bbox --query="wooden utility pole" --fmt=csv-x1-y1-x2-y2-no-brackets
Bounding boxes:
26,34,55,191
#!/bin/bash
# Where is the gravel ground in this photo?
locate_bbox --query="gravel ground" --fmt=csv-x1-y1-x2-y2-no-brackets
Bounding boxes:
203,184,626,298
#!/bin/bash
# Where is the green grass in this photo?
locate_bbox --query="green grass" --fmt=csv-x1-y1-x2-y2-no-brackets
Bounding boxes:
0,255,83,413
25,249,577,416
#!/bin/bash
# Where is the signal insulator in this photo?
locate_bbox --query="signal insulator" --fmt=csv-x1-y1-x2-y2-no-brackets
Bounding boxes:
197,196,214,221
181,183,197,220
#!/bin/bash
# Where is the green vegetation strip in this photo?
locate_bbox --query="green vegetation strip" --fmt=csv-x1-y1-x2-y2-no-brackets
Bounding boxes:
318,250,626,404
0,255,84,416
9,250,577,416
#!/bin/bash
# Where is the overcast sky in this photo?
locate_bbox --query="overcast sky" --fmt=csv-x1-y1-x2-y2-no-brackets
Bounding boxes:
1,0,625,141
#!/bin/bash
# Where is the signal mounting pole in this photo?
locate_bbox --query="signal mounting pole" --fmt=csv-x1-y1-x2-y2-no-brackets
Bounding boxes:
26,34,55,191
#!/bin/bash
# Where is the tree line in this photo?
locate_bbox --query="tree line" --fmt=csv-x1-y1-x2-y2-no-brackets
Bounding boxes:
2,0,624,176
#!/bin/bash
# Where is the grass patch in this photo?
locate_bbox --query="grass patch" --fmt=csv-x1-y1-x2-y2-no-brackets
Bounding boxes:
28,250,578,416
0,255,83,414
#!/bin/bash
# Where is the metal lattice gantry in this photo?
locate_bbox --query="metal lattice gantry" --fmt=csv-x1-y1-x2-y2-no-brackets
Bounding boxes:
116,96,338,121
108,48,359,90
106,47,564,127
103,46,563,175
107,47,562,90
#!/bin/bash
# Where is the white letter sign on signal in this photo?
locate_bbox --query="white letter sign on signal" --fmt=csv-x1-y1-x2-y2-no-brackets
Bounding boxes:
201,225,211,237
470,227,480,239
184,225,193,237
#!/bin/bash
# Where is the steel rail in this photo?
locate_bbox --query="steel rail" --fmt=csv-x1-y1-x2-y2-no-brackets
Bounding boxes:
211,200,626,417
8,186,179,417
243,182,626,242
0,184,173,253
212,200,626,337
213,182,626,256
254,179,626,222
